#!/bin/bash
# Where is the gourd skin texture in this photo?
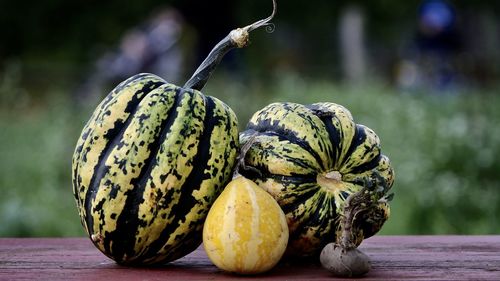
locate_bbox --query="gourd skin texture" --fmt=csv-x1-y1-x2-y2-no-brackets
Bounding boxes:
203,176,289,274
72,73,239,265
240,102,394,257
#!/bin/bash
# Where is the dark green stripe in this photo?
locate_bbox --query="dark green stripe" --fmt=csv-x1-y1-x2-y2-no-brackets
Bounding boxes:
245,121,326,171
107,86,182,262
98,73,161,112
315,112,342,166
347,154,382,181
263,132,321,173
288,192,337,254
277,181,319,214
341,124,367,167
83,82,153,239
140,92,219,263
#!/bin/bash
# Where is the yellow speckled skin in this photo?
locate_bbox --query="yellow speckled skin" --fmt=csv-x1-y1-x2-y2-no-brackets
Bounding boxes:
72,73,239,265
240,102,394,257
203,176,288,274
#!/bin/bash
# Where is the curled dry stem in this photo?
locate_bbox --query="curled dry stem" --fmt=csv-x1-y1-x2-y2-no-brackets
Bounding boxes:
233,133,261,179
184,0,277,90
321,171,393,277
244,0,277,33
339,171,393,248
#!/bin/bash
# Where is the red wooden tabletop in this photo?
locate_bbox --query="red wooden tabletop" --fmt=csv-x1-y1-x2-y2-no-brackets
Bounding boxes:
0,236,499,280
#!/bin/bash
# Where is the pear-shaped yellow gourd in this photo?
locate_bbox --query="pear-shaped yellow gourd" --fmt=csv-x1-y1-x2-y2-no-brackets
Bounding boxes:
203,176,288,274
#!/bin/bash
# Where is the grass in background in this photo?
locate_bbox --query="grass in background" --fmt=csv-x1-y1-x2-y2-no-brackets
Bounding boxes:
1,72,499,236
209,74,500,235
0,97,85,236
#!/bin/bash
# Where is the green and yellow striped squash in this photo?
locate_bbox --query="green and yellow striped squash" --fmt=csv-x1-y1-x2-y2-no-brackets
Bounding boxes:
239,102,394,257
72,73,239,265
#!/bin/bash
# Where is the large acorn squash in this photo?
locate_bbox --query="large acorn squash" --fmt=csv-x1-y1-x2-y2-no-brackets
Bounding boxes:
72,73,239,265
239,102,395,257
72,1,277,265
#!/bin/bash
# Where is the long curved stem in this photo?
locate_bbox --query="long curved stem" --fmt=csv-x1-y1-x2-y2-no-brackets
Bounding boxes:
337,172,392,250
339,191,360,250
183,0,277,91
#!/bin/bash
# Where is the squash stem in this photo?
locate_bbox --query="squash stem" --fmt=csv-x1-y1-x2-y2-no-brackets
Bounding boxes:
339,191,363,250
234,133,261,179
337,172,393,249
183,0,276,91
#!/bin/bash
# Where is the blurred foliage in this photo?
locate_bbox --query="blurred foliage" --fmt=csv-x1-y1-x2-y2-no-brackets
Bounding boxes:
0,63,87,236
1,68,499,236
209,75,500,235
0,0,499,237
2,1,500,77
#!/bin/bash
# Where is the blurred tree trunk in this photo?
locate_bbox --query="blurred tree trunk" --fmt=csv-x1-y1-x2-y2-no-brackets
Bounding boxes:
339,5,366,83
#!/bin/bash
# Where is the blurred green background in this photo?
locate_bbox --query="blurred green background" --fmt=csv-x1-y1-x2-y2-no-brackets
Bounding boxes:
1,0,499,237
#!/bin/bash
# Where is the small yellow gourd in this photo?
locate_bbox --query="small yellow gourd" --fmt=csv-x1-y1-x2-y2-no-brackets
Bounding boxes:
203,175,288,274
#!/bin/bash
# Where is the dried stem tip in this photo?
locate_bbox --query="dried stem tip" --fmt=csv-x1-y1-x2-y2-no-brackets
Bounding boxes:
229,28,250,48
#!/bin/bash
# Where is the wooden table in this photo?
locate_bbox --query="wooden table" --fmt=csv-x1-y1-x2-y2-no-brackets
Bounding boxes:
0,236,499,280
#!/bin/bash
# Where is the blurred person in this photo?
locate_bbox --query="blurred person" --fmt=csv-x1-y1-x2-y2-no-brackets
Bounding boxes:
396,0,463,92
76,1,242,103
75,8,191,103
101,9,187,84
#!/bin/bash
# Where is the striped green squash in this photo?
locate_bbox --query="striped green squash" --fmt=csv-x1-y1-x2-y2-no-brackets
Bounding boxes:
72,73,239,265
239,102,394,257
